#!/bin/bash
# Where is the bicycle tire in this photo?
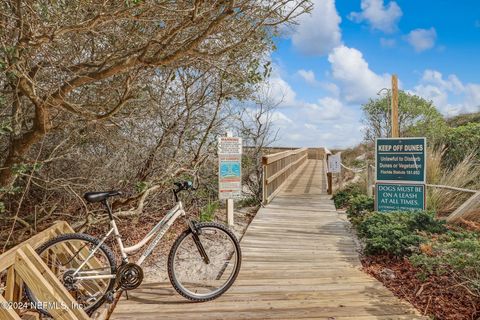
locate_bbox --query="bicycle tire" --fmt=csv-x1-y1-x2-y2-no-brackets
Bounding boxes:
167,222,242,302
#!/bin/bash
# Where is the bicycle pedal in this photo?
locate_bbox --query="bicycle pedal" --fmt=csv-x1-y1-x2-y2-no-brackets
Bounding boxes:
105,291,114,303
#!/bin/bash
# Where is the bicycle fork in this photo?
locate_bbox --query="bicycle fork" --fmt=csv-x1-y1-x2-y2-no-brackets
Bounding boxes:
188,221,210,264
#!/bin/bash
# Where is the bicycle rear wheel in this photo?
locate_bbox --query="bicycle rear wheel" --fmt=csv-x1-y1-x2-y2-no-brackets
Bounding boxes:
25,233,116,316
167,222,241,301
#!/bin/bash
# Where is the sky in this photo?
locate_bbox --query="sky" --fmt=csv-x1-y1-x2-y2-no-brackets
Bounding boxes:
266,0,480,148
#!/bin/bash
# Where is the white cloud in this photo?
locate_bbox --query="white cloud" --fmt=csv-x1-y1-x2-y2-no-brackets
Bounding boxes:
349,0,402,33
475,20,480,28
412,70,480,116
291,0,342,55
274,101,363,147
421,70,463,93
263,68,363,148
321,82,340,97
328,45,390,103
270,111,294,125
464,84,480,111
264,72,297,107
405,28,437,52
380,37,396,48
297,69,318,86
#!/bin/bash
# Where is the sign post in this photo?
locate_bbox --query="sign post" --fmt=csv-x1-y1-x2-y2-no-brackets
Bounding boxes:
375,137,426,212
391,74,399,138
328,153,342,190
328,153,341,174
218,133,242,227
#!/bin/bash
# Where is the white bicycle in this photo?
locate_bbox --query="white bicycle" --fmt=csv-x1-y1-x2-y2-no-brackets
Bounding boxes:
26,181,242,316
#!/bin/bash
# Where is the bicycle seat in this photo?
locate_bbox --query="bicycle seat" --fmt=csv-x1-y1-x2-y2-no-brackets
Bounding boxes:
84,191,122,203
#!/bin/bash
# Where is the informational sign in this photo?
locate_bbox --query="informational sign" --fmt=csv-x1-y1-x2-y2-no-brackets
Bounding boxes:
376,137,426,183
328,153,341,173
375,137,427,213
375,183,425,212
218,137,242,200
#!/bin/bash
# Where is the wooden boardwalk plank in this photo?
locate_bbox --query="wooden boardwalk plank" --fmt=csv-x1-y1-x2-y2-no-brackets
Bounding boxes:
112,160,422,319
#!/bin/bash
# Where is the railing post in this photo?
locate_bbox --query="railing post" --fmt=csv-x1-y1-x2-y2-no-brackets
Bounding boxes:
327,172,333,195
367,164,373,197
262,162,267,205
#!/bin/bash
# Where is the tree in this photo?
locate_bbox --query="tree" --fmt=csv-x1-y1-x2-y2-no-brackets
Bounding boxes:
442,122,480,168
0,0,312,190
362,90,447,143
0,1,312,247
234,87,280,201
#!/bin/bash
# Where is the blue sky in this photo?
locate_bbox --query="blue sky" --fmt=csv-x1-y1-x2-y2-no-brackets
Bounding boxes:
266,0,480,148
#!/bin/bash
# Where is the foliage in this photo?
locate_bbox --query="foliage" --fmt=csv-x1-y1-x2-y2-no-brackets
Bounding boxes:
410,230,480,297
199,201,219,222
346,194,374,227
332,183,364,209
235,197,259,208
362,90,447,143
446,111,480,127
135,181,149,194
357,211,447,256
442,123,480,169
0,1,312,245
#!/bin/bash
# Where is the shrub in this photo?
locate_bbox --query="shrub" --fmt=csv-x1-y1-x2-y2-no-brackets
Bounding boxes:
410,230,480,297
235,197,259,208
346,194,374,227
442,122,480,169
199,201,219,222
357,211,447,256
332,183,364,208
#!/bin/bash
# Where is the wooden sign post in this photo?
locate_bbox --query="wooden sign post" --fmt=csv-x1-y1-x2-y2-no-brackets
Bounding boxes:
391,74,399,138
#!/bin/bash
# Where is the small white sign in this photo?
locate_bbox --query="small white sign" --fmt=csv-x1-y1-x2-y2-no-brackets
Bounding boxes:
328,153,341,173
218,137,242,199
218,137,242,155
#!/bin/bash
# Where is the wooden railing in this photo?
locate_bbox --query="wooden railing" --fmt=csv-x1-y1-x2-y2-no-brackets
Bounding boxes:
0,222,92,320
262,148,308,204
425,185,479,223
323,148,333,194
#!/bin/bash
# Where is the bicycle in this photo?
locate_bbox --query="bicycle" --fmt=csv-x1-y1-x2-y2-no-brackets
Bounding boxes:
25,181,242,316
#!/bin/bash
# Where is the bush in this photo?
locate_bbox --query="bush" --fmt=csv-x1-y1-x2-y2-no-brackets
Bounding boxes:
235,197,259,208
357,211,447,256
442,123,480,168
410,231,480,297
332,183,364,208
346,194,374,227
199,201,219,222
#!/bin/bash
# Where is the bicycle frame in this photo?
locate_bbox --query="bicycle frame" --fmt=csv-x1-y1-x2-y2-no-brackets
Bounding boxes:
72,201,187,281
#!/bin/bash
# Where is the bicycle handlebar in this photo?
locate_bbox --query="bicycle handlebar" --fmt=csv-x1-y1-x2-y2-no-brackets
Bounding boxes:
173,181,196,202
174,181,195,191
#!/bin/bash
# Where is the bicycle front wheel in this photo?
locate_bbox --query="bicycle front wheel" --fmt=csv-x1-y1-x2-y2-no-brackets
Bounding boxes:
167,222,241,301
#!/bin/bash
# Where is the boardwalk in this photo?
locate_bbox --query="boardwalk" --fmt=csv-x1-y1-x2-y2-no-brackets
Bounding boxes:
112,160,422,319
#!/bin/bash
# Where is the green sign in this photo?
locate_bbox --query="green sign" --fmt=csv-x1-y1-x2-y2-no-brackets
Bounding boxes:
376,183,425,212
376,137,426,183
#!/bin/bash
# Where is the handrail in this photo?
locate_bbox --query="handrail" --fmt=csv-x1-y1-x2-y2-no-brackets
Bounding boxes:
0,221,72,270
263,148,307,164
426,184,477,194
0,221,94,320
262,148,308,204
